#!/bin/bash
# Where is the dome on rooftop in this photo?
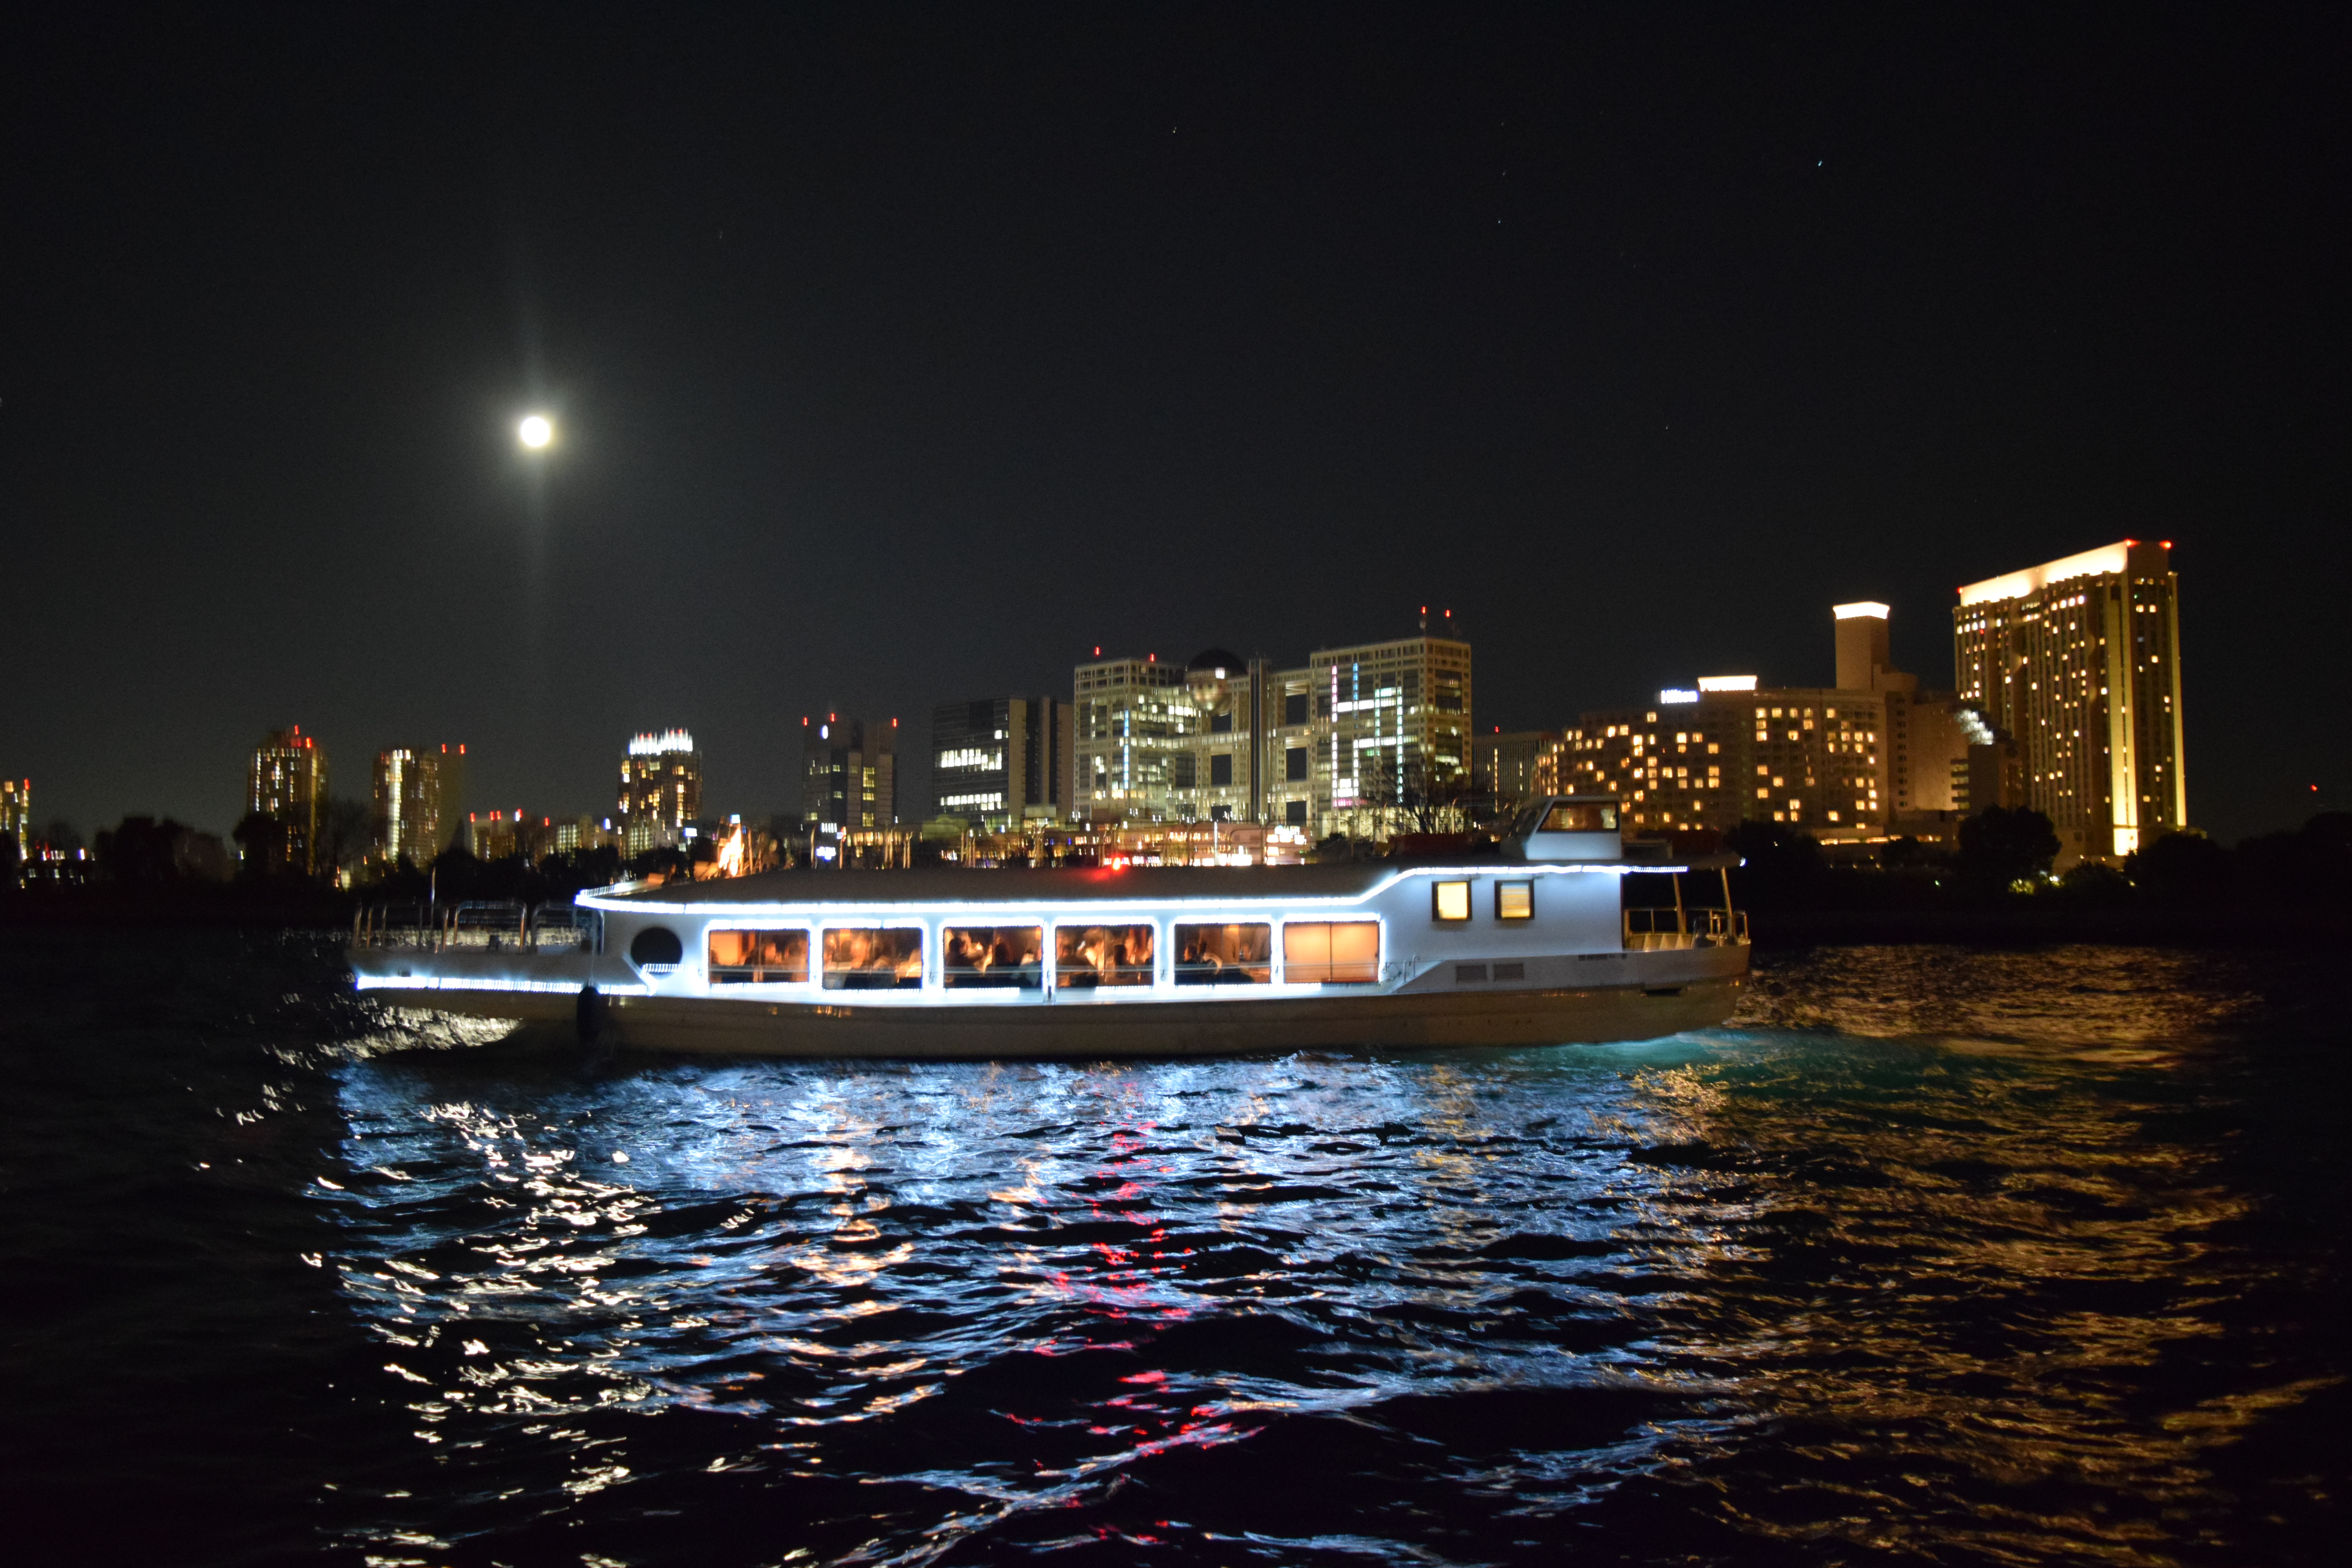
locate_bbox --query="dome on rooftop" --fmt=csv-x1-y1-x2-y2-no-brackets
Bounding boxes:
1187,647,1245,674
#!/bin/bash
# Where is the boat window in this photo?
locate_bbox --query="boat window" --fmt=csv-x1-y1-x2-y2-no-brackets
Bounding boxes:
1495,882,1534,921
1283,921,1379,984
1055,924,1156,988
1541,801,1618,832
1432,880,1472,922
822,927,924,990
1172,923,1272,985
942,926,1043,989
629,926,684,966
707,928,809,983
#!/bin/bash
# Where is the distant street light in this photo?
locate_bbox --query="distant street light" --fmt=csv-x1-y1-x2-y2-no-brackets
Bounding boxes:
518,414,554,449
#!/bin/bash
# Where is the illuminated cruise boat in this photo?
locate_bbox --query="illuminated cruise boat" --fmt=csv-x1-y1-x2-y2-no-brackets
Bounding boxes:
349,796,1749,1056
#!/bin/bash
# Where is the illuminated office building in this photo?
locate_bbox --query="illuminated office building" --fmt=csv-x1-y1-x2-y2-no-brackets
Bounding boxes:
1182,650,1277,825
1953,540,2187,861
621,729,704,856
1312,622,1472,839
249,726,328,875
931,697,1074,829
1259,665,1319,831
802,715,896,833
372,744,465,864
1074,622,1472,837
2,777,26,867
1074,655,1192,820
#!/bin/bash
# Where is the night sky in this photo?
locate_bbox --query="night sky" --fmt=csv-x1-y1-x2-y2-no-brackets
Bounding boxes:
5,8,2344,843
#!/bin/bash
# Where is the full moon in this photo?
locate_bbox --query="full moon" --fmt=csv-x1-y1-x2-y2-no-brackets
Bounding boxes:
517,414,554,449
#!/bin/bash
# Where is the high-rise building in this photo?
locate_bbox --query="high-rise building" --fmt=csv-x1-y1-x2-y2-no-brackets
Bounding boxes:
372,744,465,865
1074,655,1192,820
931,697,1074,829
1953,540,2187,861
249,726,328,875
802,715,896,831
2,777,26,867
621,729,703,856
1310,625,1472,839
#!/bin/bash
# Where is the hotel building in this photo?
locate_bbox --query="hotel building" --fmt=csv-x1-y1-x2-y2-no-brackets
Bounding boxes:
931,696,1074,829
1556,678,1887,837
621,729,704,856
1953,540,2187,861
372,744,465,865
1544,603,1969,842
249,726,328,875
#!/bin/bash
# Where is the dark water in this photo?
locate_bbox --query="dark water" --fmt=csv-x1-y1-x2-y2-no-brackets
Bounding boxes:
3,932,2345,1566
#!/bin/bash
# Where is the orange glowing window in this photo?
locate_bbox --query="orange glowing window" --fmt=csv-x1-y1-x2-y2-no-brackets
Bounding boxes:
1432,880,1472,922
707,929,808,984
1283,921,1379,984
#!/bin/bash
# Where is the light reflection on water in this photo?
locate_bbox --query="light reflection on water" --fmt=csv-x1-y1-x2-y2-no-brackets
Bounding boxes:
313,946,2341,1566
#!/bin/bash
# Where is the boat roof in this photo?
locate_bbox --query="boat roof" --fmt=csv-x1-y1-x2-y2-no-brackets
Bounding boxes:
587,855,1726,910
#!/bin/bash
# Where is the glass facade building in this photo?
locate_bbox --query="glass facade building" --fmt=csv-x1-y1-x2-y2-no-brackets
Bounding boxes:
931,697,1073,829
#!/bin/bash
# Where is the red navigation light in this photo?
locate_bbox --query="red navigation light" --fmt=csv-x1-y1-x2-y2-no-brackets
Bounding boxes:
1094,646,1102,656
891,717,898,727
2161,540,2172,548
1147,653,1155,662
829,713,836,722
801,716,808,726
2123,538,2138,546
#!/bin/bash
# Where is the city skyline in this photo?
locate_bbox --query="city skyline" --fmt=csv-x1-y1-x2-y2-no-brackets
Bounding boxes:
6,13,2342,845
178,539,2171,873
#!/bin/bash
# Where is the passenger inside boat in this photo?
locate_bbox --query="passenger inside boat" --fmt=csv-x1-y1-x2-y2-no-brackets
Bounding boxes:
1056,924,1155,988
1173,922,1273,984
942,925,1044,989
822,927,925,989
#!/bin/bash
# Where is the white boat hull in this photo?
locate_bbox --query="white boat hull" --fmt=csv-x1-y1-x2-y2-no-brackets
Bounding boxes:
358,946,1746,1058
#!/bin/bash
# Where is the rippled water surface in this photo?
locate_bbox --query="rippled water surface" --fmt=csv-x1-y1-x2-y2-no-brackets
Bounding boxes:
3,932,2345,1566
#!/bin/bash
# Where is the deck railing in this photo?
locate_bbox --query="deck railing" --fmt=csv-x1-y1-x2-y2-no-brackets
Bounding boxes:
353,900,599,954
1622,906,1748,951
